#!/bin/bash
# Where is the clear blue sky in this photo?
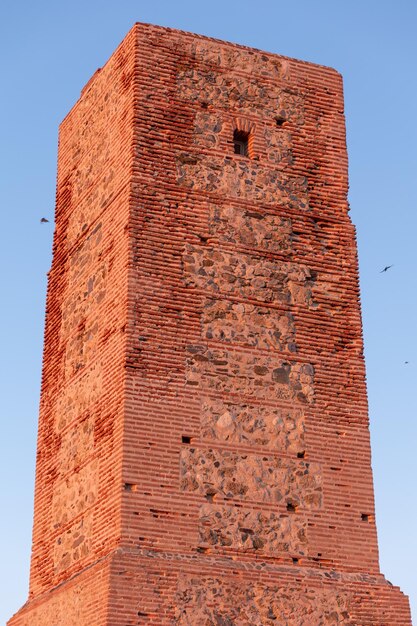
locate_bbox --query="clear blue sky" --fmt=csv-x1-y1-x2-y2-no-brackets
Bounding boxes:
1,1,416,624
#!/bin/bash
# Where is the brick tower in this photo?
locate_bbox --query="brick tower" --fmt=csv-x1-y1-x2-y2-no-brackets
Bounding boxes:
9,23,411,625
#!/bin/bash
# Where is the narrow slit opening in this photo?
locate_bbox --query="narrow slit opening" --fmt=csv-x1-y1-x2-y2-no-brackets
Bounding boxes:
233,129,250,156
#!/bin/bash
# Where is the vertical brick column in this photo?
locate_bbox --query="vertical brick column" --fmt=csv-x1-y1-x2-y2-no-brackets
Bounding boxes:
9,23,411,626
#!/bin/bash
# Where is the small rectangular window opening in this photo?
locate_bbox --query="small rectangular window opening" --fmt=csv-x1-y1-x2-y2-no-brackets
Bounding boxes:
233,129,249,156
182,435,192,444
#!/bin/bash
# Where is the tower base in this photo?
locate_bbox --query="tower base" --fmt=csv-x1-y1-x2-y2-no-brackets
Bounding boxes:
9,550,412,625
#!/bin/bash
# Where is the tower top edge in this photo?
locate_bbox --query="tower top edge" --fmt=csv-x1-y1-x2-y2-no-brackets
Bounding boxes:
130,21,343,78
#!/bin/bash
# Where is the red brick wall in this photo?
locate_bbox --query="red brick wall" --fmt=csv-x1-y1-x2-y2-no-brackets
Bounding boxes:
124,20,374,572
8,560,111,625
9,22,411,625
15,26,136,603
108,555,412,624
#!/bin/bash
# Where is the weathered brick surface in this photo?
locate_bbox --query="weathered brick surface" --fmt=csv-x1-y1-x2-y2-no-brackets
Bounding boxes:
200,397,304,450
10,24,137,611
201,298,297,350
174,576,350,624
177,155,309,207
8,559,110,625
51,459,98,527
53,514,93,574
185,346,315,402
183,245,315,305
9,22,411,626
177,68,304,121
180,448,322,507
198,503,308,555
208,204,293,252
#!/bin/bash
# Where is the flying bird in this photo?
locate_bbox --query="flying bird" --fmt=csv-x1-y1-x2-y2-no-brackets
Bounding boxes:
380,265,393,273
40,217,49,223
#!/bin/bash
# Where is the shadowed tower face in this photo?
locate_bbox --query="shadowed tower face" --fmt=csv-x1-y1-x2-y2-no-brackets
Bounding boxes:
9,23,411,626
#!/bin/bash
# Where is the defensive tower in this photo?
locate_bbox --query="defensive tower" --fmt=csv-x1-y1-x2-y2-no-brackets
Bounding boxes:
9,23,411,625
